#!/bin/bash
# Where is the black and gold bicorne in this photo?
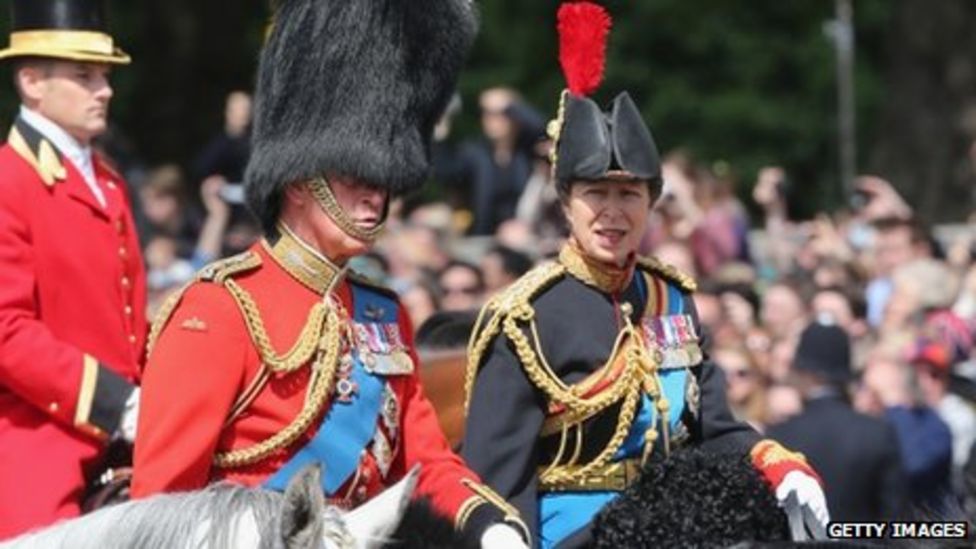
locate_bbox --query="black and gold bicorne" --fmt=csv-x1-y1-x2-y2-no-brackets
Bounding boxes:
461,244,761,545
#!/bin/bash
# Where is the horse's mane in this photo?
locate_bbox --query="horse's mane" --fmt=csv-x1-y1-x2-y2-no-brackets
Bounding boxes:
6,482,332,549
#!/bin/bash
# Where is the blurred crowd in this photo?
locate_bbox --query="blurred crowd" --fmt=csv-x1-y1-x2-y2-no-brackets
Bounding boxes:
121,85,976,523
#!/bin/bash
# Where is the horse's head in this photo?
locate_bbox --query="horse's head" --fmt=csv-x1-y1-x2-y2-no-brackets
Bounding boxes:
277,465,418,549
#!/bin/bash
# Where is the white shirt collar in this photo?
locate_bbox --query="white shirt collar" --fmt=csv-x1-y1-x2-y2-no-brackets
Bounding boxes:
19,105,104,207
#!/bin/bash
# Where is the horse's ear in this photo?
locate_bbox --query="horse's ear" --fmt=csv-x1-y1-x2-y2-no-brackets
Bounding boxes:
280,465,326,549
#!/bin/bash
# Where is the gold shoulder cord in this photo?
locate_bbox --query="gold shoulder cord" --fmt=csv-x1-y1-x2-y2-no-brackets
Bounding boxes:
146,251,262,355
146,250,350,469
213,288,347,468
466,255,687,488
464,263,669,488
458,479,532,542
637,256,697,293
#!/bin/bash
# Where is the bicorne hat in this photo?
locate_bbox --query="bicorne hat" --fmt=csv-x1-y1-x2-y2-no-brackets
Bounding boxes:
0,0,130,64
548,2,661,193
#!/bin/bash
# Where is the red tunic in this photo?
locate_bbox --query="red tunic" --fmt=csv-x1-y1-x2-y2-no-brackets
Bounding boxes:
133,240,511,535
0,120,146,538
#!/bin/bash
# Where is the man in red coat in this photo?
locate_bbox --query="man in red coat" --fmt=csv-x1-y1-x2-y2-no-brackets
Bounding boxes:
0,0,145,539
132,1,528,547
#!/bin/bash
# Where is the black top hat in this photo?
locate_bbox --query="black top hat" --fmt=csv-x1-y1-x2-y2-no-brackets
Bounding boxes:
793,320,853,384
0,0,130,64
548,2,661,192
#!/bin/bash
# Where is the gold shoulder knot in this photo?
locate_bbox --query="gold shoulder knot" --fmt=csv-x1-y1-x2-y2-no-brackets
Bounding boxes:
464,261,565,412
198,250,262,283
147,251,261,354
637,256,697,293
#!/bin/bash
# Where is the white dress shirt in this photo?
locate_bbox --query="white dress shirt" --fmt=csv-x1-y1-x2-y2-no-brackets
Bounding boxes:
19,105,106,208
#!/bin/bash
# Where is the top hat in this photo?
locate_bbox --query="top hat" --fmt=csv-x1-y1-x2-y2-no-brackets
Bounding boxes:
548,2,661,192
0,0,130,65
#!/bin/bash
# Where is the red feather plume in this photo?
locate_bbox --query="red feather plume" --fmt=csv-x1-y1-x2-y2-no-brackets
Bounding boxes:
557,2,611,97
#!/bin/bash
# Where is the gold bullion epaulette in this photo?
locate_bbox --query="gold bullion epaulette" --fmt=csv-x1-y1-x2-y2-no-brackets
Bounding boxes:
146,251,262,353
483,260,565,314
637,256,697,293
464,261,566,412
198,250,263,283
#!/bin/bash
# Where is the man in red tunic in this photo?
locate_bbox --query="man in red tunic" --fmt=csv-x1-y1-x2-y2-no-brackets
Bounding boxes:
0,0,145,539
132,1,527,546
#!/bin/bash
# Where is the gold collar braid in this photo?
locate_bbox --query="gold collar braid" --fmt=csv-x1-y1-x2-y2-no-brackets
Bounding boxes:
266,222,347,295
558,241,635,294
310,176,387,242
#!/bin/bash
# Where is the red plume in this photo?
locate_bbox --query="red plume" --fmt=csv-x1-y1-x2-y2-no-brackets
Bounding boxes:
557,2,611,97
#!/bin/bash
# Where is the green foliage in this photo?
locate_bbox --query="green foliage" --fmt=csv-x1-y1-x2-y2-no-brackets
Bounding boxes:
0,1,893,216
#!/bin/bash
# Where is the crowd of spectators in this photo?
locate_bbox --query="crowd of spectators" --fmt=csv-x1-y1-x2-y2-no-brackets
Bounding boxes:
118,86,976,524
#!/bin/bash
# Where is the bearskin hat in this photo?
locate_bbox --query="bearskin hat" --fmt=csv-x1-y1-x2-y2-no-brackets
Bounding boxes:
245,0,478,233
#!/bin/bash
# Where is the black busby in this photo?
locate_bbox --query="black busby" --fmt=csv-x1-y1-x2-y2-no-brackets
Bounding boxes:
0,0,130,64
592,447,790,548
549,2,661,193
245,0,478,234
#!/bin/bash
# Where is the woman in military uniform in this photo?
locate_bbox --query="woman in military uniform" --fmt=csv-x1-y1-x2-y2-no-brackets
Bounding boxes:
461,4,828,548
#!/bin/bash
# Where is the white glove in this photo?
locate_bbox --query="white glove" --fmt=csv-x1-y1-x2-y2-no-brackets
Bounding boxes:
776,470,829,540
118,387,140,443
481,523,528,549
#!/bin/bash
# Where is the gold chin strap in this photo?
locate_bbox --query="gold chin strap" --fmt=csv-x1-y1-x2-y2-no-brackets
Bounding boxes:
309,176,387,242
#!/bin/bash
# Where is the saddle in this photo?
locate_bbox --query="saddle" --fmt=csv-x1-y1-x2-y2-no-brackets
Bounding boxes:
82,439,132,512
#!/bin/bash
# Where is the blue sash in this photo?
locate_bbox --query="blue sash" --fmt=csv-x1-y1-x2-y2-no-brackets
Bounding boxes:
265,284,395,495
538,278,692,547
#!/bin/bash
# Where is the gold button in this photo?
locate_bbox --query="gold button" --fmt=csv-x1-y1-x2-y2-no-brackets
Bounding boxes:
48,402,59,413
119,247,127,259
115,220,124,233
121,277,130,289
128,334,137,344
124,305,133,316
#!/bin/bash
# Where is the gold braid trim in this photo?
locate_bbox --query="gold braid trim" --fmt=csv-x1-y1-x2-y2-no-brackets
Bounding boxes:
464,261,661,488
213,298,345,468
464,262,566,412
310,176,386,242
458,479,531,542
466,257,680,489
546,89,570,183
146,251,262,356
637,255,697,293
222,278,328,373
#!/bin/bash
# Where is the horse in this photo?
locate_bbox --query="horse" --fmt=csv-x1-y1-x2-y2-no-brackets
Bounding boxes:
1,465,471,549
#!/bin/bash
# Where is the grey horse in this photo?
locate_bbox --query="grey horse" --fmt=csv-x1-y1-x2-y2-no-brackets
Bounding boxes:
0,466,416,549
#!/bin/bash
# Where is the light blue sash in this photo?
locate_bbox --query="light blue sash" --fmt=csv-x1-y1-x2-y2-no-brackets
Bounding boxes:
265,284,395,495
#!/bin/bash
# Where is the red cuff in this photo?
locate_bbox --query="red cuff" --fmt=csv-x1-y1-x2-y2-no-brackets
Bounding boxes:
750,439,822,489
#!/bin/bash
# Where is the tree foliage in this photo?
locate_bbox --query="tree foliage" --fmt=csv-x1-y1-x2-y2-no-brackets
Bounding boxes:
0,1,971,219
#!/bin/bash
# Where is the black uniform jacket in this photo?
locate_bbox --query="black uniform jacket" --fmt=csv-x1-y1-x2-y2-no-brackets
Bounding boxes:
462,264,760,546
